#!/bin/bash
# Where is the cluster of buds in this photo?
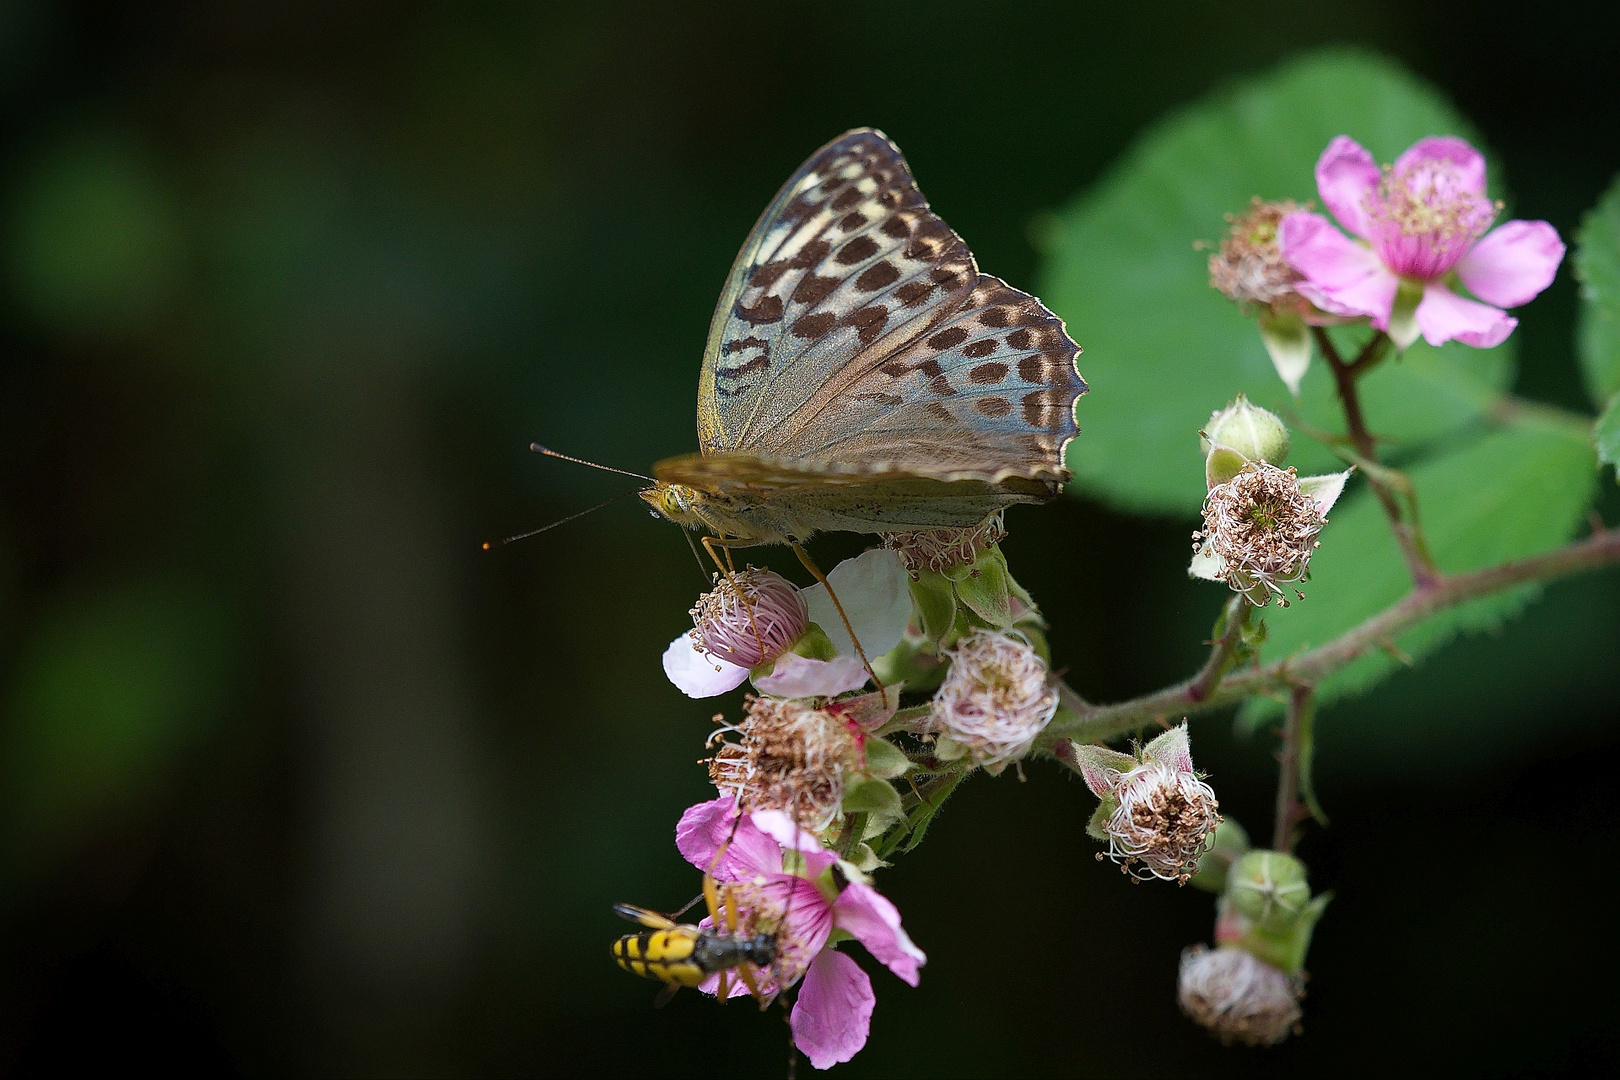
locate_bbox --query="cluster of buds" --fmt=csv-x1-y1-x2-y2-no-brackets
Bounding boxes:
1059,725,1222,883
1190,396,1351,607
1179,842,1330,1046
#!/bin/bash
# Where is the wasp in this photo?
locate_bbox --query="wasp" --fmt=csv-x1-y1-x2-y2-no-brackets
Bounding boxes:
613,871,777,1008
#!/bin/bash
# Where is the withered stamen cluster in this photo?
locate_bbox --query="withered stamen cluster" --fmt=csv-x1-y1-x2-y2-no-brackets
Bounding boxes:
884,513,1006,575
1177,945,1304,1047
1104,762,1222,884
1196,462,1325,607
706,695,855,831
1207,198,1308,311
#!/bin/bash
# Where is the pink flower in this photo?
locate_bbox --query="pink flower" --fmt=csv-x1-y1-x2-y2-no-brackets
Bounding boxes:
676,798,926,1070
1280,135,1564,349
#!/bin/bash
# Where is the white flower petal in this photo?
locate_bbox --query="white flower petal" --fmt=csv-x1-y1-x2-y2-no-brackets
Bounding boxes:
752,653,869,698
1189,537,1227,581
662,633,748,698
802,549,911,660
1297,469,1354,516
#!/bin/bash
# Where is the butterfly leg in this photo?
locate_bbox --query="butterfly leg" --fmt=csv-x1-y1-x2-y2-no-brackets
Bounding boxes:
701,534,769,662
789,542,883,691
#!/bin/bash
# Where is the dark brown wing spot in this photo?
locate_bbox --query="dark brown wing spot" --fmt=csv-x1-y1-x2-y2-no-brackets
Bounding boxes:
926,401,954,422
839,211,867,231
969,362,1009,384
830,186,864,211
735,295,783,324
854,391,904,406
1006,328,1034,350
976,396,1012,418
854,261,900,292
1019,354,1053,384
895,280,936,307
836,235,881,265
789,239,831,269
931,268,965,287
750,262,790,289
979,307,1011,328
846,305,889,346
927,326,970,350
792,274,840,306
724,335,768,354
962,338,999,359
717,353,769,378
881,216,910,239
792,312,838,340
1023,390,1066,430
904,238,940,261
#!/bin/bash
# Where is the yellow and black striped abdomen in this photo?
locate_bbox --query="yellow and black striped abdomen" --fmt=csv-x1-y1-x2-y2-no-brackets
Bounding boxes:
612,927,706,988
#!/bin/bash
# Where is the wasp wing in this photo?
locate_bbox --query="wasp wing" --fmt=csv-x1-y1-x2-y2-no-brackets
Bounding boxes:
613,903,678,930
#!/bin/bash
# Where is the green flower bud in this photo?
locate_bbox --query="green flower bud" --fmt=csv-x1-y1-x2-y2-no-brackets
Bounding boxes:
1226,850,1311,933
1201,393,1291,468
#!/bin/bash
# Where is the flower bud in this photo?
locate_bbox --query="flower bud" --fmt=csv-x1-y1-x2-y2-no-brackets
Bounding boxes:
1178,944,1303,1047
1226,850,1311,934
690,568,808,668
929,629,1057,775
1201,394,1291,467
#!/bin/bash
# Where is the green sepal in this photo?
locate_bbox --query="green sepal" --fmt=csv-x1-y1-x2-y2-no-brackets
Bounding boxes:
952,547,1013,628
1018,622,1051,666
909,569,957,644
790,622,838,661
861,737,911,780
1085,793,1118,841
845,843,885,873
1189,819,1251,894
933,734,968,762
1227,850,1312,934
1235,891,1332,976
1205,445,1249,488
1388,277,1424,350
843,778,904,837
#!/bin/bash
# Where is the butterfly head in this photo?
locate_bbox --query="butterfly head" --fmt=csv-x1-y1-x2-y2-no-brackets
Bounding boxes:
641,482,704,528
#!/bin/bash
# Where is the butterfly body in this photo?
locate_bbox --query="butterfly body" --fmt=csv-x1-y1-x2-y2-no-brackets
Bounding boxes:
647,129,1086,547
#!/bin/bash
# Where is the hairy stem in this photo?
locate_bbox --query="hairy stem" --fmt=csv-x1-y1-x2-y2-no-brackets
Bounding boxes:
1313,327,1438,587
1273,685,1311,852
1188,596,1251,702
1041,526,1620,747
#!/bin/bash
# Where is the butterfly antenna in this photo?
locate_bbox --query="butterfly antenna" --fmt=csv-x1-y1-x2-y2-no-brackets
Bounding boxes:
531,443,655,482
481,489,640,550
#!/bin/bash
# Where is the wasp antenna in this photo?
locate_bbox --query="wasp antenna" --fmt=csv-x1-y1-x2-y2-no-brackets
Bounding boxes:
482,489,641,550
530,442,655,482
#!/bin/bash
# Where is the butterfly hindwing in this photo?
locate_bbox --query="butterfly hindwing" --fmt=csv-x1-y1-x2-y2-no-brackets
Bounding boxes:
696,129,1084,489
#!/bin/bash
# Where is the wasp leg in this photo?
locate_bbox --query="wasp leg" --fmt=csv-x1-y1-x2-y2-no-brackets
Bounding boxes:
736,962,767,1010
703,872,732,1005
654,982,680,1009
789,541,882,690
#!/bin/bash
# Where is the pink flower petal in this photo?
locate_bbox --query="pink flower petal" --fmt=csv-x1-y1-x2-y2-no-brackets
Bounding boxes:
750,810,840,876
675,798,782,881
1394,136,1487,196
1314,135,1381,238
833,882,926,987
1456,220,1565,309
753,653,869,698
662,634,748,698
1414,281,1517,348
1280,212,1399,326
790,949,875,1070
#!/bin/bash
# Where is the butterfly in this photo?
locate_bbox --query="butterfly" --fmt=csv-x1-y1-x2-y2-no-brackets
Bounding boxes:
642,128,1086,548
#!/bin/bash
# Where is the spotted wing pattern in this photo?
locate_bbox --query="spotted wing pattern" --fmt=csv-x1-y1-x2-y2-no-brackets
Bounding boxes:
697,129,1085,483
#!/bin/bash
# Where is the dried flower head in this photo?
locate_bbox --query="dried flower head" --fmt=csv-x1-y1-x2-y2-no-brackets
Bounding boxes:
1178,945,1304,1047
1105,759,1222,882
884,513,1006,574
706,695,858,831
1208,198,1309,311
690,568,808,668
930,630,1057,774
1195,461,1325,606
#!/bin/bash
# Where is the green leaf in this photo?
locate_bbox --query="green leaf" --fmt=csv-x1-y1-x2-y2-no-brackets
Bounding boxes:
1038,49,1514,514
1238,418,1597,726
1576,171,1620,406
1598,391,1620,480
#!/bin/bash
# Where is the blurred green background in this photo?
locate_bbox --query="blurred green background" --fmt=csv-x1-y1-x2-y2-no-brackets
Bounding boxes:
1,2,1617,1076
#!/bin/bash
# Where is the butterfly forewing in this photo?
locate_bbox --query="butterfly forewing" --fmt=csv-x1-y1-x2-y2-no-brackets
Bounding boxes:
696,128,1084,490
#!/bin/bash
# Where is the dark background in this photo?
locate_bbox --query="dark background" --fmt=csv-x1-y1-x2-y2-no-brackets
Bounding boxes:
2,1,1617,1076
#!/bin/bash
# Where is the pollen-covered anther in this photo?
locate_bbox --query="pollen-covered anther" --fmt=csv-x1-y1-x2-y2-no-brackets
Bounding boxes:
1195,461,1325,607
1105,761,1223,883
1178,945,1304,1047
705,695,856,831
1207,198,1309,310
689,567,808,668
884,513,1006,574
930,629,1058,774
1364,160,1497,279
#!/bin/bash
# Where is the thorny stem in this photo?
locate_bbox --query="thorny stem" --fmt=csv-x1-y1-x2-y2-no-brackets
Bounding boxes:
1273,685,1311,853
1188,596,1251,703
1041,525,1620,748
1312,327,1440,587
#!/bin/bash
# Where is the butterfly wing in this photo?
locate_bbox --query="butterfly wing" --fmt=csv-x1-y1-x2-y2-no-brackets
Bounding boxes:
697,129,1084,488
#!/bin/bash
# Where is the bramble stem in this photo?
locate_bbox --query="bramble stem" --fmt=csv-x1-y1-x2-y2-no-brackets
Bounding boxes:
1041,525,1620,747
1273,685,1311,852
1188,596,1251,703
1313,327,1439,587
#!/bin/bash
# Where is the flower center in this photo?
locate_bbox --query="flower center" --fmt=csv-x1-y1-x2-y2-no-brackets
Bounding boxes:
1363,161,1497,278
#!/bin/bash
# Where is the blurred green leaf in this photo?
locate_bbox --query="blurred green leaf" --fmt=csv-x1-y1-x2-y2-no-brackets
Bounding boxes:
2,580,234,872
1576,171,1620,406
1598,391,1620,480
1238,417,1597,728
1039,49,1513,514
5,129,184,334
